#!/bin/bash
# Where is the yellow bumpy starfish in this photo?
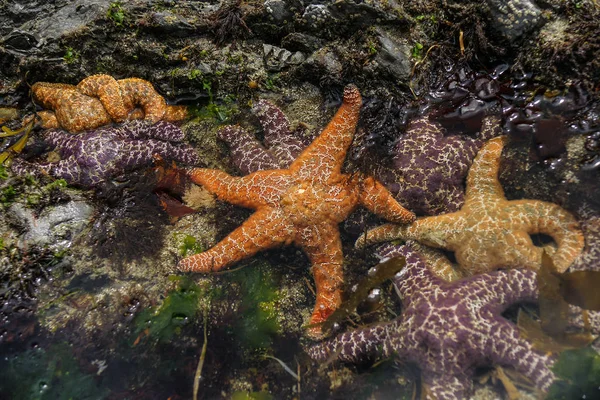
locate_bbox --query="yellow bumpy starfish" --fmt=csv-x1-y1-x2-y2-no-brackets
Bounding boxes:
178,85,415,333
29,74,188,132
357,135,584,275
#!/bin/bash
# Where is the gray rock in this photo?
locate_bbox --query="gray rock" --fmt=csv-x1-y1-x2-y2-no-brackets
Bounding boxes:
10,201,95,250
303,47,343,83
302,4,333,32
365,28,412,82
301,0,409,36
263,44,305,72
487,0,542,41
0,29,40,55
281,32,324,53
19,0,111,44
264,0,294,23
148,11,195,36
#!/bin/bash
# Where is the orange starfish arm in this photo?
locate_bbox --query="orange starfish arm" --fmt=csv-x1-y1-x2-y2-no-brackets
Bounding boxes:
77,74,128,122
298,223,344,334
464,135,508,206
290,85,362,184
35,111,60,129
164,105,189,122
358,176,415,224
118,78,167,123
355,213,460,250
178,208,294,272
511,200,584,272
31,82,77,109
187,168,292,209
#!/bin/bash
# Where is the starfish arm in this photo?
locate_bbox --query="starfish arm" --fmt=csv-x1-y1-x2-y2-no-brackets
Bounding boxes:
178,208,294,272
510,200,585,273
31,82,77,109
290,85,362,183
121,140,198,168
487,319,556,391
477,115,503,142
355,215,457,250
163,105,189,122
217,125,280,174
36,111,60,129
252,99,305,165
464,136,508,206
299,224,345,332
48,156,86,185
187,168,290,208
9,158,46,178
118,78,167,123
77,74,128,122
357,176,416,224
119,120,185,142
466,269,538,316
306,323,390,363
421,372,472,400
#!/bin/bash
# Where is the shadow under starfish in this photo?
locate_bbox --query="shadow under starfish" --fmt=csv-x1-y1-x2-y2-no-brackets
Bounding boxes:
178,85,415,337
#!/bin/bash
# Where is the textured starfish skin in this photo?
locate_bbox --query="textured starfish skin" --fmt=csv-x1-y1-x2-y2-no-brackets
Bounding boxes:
217,99,307,175
567,207,600,336
178,85,415,331
11,120,199,187
374,115,502,216
308,242,556,400
30,74,188,133
357,136,584,274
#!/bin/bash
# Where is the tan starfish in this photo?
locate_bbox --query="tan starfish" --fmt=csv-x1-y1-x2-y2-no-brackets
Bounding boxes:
29,74,188,132
357,135,584,275
178,85,415,334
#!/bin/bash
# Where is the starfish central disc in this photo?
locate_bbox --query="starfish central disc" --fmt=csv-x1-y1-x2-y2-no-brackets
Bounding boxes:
178,85,415,336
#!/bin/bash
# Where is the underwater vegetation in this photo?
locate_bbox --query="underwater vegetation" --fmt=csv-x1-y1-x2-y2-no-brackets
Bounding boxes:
0,342,109,400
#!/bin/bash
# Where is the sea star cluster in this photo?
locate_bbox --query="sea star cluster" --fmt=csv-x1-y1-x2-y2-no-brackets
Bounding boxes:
11,120,199,187
217,99,308,175
29,74,188,133
307,241,556,400
178,85,415,334
357,135,584,275
373,115,502,216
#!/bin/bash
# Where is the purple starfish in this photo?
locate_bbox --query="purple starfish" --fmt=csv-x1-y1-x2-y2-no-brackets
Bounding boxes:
308,241,555,400
567,205,600,337
217,99,309,175
374,115,502,216
11,120,199,187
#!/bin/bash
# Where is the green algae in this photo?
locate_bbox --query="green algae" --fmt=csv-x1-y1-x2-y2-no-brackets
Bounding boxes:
231,391,274,400
178,234,204,257
227,262,282,349
0,343,109,400
133,275,203,343
547,347,600,400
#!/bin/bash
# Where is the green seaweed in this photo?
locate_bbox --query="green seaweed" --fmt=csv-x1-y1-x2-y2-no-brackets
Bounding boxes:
228,262,281,349
178,234,204,257
230,391,274,400
547,347,600,399
106,1,126,26
0,343,109,400
133,275,203,343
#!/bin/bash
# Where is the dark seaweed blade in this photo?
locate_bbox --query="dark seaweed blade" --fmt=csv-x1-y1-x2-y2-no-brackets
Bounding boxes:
559,271,600,311
315,256,406,336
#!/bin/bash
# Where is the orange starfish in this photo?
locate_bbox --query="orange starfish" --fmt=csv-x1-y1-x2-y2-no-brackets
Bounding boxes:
29,74,188,132
357,136,584,275
178,85,415,334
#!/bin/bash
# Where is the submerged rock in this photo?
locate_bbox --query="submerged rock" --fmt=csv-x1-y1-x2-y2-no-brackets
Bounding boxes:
9,200,94,249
